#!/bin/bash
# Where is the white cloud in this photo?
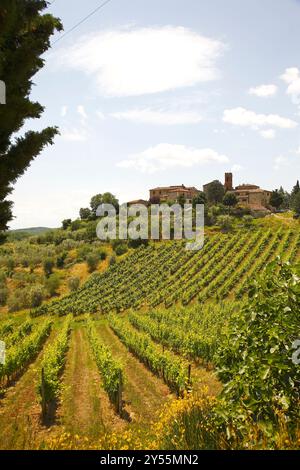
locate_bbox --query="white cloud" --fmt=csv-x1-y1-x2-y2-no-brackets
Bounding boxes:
117,143,229,173
223,107,297,129
249,84,278,97
280,67,300,105
77,105,87,120
274,155,288,171
231,164,243,172
280,67,300,93
259,129,276,139
60,128,87,142
96,111,105,120
111,108,203,125
59,26,225,97
61,105,68,117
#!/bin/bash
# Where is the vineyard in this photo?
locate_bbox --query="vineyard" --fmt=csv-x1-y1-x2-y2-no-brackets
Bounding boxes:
31,227,300,316
0,225,299,450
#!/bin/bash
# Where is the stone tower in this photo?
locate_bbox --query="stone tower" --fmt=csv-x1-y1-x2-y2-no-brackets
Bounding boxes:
224,172,233,191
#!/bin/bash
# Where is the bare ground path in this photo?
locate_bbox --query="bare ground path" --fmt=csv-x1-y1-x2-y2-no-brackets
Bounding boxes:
54,323,125,439
96,321,174,427
0,329,56,450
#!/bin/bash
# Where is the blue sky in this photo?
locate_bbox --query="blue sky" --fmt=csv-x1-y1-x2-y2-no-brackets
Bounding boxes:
10,0,300,228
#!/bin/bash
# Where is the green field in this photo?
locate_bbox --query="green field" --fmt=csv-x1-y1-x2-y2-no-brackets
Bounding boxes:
0,224,299,450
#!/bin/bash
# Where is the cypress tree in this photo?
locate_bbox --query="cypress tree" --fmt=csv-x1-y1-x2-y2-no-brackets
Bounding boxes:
0,0,62,233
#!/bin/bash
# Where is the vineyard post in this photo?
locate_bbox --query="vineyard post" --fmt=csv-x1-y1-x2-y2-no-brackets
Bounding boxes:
41,367,46,419
188,364,192,385
117,369,123,416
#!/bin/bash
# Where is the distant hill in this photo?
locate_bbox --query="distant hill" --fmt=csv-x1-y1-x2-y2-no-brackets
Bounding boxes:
10,227,52,234
7,227,54,240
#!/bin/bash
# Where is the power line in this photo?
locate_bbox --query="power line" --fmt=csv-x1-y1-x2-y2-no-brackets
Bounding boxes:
52,0,113,46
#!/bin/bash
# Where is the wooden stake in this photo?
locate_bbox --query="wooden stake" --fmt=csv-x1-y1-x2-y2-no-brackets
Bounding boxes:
41,367,46,419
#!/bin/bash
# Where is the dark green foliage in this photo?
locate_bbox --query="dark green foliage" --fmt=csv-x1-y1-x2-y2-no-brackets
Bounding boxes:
223,192,238,209
62,219,72,230
86,253,98,273
115,243,128,256
192,191,207,207
43,258,54,277
177,194,186,207
270,189,284,210
56,252,67,269
0,1,62,230
79,207,92,220
216,262,300,427
205,181,225,204
112,239,128,256
45,273,60,297
278,186,290,210
90,193,119,218
28,283,45,308
292,191,300,215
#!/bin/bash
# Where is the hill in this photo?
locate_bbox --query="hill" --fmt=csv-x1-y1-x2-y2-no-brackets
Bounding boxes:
7,227,52,241
33,226,300,316
1,222,299,450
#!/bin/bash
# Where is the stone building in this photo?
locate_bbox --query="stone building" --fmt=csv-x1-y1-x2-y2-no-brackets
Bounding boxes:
203,173,271,210
149,185,200,204
233,184,272,210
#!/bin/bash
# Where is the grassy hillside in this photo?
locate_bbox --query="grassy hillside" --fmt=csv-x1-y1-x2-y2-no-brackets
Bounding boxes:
33,226,300,316
0,221,299,450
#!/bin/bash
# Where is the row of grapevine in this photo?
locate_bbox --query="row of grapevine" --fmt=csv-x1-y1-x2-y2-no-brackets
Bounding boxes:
4,320,33,347
109,315,190,395
31,228,300,316
86,316,123,414
182,231,250,304
234,229,292,298
0,319,52,385
287,231,300,264
148,234,220,307
0,320,14,338
38,315,72,419
128,302,240,364
198,229,272,302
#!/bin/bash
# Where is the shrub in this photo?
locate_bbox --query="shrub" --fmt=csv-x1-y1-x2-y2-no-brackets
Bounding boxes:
217,215,234,232
71,219,81,232
29,255,40,273
98,249,107,261
86,254,98,273
109,255,116,267
45,273,61,297
20,257,29,268
68,276,80,292
8,289,28,312
0,287,8,306
43,258,55,277
61,239,76,251
56,252,67,269
77,245,91,260
28,284,45,308
115,244,128,256
242,215,254,228
6,257,15,275
62,219,72,230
